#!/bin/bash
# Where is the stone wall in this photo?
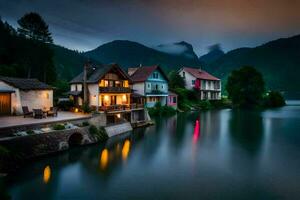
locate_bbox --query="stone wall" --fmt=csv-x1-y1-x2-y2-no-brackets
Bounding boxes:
0,127,95,159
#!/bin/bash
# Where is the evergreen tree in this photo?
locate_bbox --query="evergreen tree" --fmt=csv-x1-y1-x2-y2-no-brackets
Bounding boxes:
17,12,53,43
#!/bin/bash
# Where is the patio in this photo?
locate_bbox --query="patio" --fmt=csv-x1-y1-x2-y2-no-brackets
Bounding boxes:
0,111,91,132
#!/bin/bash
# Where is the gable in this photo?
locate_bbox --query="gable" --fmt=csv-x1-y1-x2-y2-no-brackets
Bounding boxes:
147,69,168,82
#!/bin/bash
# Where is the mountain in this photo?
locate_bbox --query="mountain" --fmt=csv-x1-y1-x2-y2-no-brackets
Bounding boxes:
83,40,201,71
199,45,225,65
155,41,199,60
205,35,300,92
50,44,100,81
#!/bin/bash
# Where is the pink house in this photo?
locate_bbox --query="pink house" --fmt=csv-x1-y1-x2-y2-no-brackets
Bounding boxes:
167,91,178,109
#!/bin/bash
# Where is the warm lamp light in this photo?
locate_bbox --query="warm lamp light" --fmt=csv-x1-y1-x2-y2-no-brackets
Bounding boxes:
100,149,109,170
116,113,121,118
104,95,109,101
75,108,79,113
43,165,51,184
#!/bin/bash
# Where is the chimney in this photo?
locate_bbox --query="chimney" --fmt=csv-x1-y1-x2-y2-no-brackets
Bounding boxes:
83,61,91,104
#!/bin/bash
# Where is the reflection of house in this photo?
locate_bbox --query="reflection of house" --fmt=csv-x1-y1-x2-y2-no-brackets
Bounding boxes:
167,91,178,109
178,67,221,100
0,76,53,115
128,65,169,108
69,64,146,125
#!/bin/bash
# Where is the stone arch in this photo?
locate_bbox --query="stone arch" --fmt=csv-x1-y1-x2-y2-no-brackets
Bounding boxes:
68,132,83,147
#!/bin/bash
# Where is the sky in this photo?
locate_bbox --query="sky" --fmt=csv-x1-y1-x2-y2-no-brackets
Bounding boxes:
1,0,300,56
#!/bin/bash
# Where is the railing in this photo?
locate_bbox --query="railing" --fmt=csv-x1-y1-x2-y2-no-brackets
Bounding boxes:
99,104,144,112
146,90,168,95
99,87,131,93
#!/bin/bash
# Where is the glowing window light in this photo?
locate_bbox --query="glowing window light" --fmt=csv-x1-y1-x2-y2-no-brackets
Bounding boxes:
100,148,109,170
122,140,130,161
116,113,121,118
74,108,79,113
43,165,51,184
104,95,109,101
122,94,127,102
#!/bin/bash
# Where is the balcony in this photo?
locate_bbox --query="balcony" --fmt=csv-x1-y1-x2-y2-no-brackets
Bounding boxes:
99,87,131,93
99,104,144,113
146,89,168,95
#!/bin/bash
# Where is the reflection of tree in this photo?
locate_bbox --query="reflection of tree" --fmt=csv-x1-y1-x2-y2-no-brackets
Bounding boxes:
229,110,263,156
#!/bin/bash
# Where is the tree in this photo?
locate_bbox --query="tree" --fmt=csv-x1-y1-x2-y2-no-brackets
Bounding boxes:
17,12,53,43
226,66,265,108
168,70,185,89
263,91,286,108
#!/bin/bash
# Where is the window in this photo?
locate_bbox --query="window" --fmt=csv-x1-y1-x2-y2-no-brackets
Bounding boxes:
153,72,159,79
147,83,151,88
182,71,185,78
162,84,164,89
173,96,176,103
123,80,129,87
192,80,195,85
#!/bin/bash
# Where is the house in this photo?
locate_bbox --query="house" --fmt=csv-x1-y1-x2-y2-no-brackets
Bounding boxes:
178,67,221,100
69,63,146,124
0,76,53,115
167,91,178,109
128,65,169,108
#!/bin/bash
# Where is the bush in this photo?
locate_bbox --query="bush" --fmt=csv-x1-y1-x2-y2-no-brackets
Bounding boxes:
26,130,35,135
81,102,91,113
57,100,74,111
263,91,286,108
148,104,176,117
52,124,65,130
82,121,89,127
195,100,212,110
89,125,108,142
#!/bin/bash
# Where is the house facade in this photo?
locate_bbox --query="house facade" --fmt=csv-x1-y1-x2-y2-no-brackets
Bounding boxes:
128,65,169,108
0,76,53,115
69,64,145,124
167,91,178,109
178,67,221,100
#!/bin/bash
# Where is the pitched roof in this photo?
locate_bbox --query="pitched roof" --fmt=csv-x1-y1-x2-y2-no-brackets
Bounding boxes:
70,63,131,84
129,65,168,82
182,67,220,81
0,76,53,90
168,91,178,96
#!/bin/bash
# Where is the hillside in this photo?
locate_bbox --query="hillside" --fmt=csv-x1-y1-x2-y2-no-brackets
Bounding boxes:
83,40,201,71
51,44,100,80
205,35,300,92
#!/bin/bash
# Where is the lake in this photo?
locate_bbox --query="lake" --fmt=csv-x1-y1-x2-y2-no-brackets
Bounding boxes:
3,101,300,199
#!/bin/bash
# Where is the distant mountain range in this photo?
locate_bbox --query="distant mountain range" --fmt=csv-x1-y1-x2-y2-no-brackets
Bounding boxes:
52,35,300,92
204,35,300,92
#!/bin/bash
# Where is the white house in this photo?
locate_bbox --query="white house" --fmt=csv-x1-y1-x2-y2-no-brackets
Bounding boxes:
128,65,169,107
0,76,53,115
178,67,221,100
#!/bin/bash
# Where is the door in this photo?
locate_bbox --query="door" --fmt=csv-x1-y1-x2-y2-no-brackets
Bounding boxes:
111,95,116,105
0,93,11,115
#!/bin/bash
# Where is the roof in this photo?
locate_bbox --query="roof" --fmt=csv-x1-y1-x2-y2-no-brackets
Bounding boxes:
70,63,131,84
131,93,145,98
129,65,168,83
168,91,178,96
181,67,220,81
67,91,82,96
0,90,15,93
0,76,53,90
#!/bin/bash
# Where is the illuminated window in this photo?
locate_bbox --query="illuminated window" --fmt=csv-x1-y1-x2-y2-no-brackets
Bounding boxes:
123,80,129,87
99,80,105,87
104,80,109,87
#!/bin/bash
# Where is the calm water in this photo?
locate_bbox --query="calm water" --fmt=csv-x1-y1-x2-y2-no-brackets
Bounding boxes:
4,101,300,199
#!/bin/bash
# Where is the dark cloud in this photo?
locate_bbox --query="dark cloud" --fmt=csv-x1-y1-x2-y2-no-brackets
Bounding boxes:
1,0,300,55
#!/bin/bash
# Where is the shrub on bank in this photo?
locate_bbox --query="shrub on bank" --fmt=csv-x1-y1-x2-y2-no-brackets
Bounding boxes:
148,102,176,117
89,125,108,142
81,102,92,113
52,124,65,130
263,91,286,108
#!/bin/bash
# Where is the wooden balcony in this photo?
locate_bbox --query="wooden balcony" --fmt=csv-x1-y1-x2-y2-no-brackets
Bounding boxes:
99,104,144,113
146,89,168,95
99,87,131,93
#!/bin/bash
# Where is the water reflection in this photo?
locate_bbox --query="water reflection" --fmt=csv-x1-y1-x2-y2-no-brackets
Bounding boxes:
43,165,51,184
100,149,109,170
122,140,130,161
193,120,200,143
229,110,263,156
